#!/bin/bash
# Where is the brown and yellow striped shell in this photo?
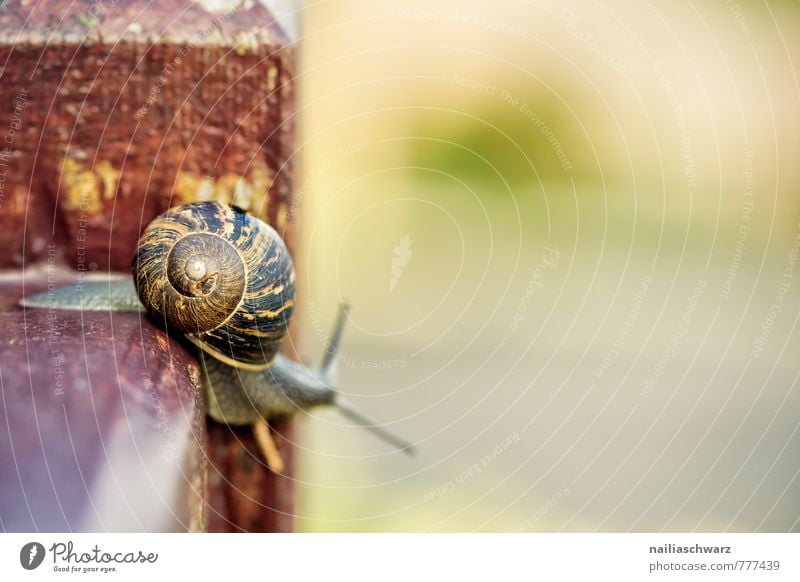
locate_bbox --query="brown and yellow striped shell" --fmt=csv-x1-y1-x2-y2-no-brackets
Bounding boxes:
132,202,295,371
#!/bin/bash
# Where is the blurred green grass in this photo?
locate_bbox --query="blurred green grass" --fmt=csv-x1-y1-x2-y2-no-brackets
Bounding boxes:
293,0,800,532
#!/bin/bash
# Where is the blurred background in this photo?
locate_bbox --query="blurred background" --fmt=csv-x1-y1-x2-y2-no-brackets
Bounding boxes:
289,0,800,531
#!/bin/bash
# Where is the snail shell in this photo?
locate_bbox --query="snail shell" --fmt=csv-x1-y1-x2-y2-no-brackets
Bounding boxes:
133,201,295,371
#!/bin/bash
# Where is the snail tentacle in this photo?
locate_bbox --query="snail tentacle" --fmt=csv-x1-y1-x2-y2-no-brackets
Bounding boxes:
203,304,415,455
21,202,415,456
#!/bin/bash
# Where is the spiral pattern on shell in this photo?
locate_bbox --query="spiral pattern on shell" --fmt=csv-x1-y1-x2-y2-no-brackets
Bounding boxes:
133,201,295,371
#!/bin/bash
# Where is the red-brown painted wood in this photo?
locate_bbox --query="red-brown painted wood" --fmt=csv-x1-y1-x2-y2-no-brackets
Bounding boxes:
0,0,298,532
0,0,296,272
0,276,205,531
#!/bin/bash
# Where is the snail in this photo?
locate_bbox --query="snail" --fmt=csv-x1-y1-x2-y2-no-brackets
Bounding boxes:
21,201,414,470
133,201,296,372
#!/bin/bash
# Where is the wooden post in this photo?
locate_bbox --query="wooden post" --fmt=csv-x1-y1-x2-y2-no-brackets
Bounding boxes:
0,0,298,531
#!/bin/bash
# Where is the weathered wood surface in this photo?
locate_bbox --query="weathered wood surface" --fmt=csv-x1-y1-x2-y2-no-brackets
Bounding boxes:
0,0,298,532
205,419,294,532
0,275,205,531
0,0,296,271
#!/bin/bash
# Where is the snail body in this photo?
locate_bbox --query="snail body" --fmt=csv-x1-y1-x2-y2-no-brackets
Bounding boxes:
22,201,414,456
203,354,333,425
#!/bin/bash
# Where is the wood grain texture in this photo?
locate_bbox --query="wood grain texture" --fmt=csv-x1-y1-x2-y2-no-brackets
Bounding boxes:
0,276,205,531
205,418,294,532
0,0,299,532
0,0,296,271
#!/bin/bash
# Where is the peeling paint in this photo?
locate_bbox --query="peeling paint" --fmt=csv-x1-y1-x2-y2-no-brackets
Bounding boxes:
60,158,103,213
174,167,273,217
95,160,120,200
232,175,254,209
215,174,240,206
248,164,273,214
59,158,121,211
275,202,287,230
267,65,278,91
175,172,207,205
155,332,169,351
234,30,259,56
194,0,243,15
